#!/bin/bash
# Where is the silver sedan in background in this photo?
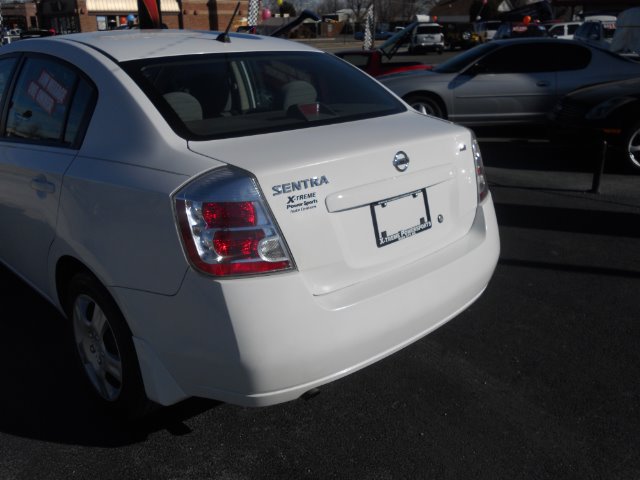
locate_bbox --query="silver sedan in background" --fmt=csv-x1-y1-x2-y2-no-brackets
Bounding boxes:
379,38,640,127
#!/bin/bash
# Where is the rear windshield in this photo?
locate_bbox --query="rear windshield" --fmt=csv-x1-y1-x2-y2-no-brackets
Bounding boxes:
122,51,405,140
417,25,442,34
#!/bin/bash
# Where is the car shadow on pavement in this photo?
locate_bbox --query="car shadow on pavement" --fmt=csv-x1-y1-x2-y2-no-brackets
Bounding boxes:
0,264,220,446
474,126,635,175
498,257,640,279
494,203,640,239
479,139,600,173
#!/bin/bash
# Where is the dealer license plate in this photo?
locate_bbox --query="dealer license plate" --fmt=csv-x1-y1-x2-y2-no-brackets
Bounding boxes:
370,189,432,248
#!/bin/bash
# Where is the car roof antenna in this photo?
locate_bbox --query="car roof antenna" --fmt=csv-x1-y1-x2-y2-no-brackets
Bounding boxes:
217,2,241,43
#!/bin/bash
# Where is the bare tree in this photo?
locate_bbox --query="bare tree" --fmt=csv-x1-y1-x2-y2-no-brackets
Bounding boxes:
344,0,373,24
316,0,346,15
372,0,440,26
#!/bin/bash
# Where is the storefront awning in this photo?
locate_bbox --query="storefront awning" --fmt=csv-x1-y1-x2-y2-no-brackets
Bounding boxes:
86,0,179,14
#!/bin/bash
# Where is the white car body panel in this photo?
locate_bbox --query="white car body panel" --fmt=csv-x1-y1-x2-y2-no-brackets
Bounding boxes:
54,158,191,295
0,144,76,294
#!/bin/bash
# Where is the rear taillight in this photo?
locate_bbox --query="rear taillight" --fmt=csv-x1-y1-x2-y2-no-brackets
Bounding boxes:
174,167,294,277
471,136,489,203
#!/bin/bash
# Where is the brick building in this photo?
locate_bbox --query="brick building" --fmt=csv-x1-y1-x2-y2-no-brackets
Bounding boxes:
34,0,248,33
0,1,39,31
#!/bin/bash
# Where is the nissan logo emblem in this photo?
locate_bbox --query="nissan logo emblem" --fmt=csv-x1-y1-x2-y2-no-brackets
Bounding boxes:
393,151,410,172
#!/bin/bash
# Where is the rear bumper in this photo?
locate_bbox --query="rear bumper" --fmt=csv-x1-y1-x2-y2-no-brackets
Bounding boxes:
413,43,445,52
118,195,500,407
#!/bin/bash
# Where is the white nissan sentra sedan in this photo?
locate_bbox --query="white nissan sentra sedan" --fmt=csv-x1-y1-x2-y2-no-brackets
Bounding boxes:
0,30,499,417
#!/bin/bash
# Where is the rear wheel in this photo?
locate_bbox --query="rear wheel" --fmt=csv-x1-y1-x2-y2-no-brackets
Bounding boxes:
404,93,445,119
621,121,640,172
68,272,153,418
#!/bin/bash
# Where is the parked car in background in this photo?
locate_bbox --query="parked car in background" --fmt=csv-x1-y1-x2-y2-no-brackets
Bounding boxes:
409,22,445,54
550,77,640,171
475,20,501,42
334,48,432,77
574,19,616,49
1,29,21,45
0,29,499,417
442,22,481,50
494,21,549,39
544,21,582,39
379,38,640,127
19,28,57,39
335,23,434,77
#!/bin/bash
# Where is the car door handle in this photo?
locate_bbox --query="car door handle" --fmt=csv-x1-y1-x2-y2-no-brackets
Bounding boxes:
536,81,550,87
30,176,56,194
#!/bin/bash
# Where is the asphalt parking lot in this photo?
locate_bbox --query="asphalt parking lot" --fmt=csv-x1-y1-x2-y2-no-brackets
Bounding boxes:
1,135,638,479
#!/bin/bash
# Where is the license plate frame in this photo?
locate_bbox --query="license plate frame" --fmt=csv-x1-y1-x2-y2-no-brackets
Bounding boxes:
370,188,432,248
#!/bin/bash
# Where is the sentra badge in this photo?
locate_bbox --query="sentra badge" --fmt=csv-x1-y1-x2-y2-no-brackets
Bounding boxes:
272,176,329,196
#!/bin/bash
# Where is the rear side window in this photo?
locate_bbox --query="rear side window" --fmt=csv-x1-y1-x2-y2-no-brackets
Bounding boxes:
557,44,592,70
417,25,442,34
124,51,405,140
4,56,96,147
480,43,591,73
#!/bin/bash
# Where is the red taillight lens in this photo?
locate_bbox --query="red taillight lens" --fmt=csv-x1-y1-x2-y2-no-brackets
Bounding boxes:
203,202,257,228
209,260,291,276
175,167,294,277
213,229,264,258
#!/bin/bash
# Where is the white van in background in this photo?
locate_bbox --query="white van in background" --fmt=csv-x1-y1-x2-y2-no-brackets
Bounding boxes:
408,23,445,54
545,21,582,39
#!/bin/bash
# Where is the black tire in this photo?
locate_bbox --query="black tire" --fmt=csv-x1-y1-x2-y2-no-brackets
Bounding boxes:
67,272,154,419
404,93,445,119
620,120,640,172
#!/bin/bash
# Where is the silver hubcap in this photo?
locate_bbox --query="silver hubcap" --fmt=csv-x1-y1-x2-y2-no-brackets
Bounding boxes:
73,294,123,401
411,102,429,115
410,101,438,117
627,128,640,169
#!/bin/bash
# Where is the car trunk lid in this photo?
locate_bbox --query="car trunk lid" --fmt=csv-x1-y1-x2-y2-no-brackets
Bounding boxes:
187,111,479,295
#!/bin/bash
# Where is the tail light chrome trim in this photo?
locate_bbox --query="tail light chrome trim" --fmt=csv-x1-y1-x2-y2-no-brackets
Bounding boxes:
471,136,489,203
